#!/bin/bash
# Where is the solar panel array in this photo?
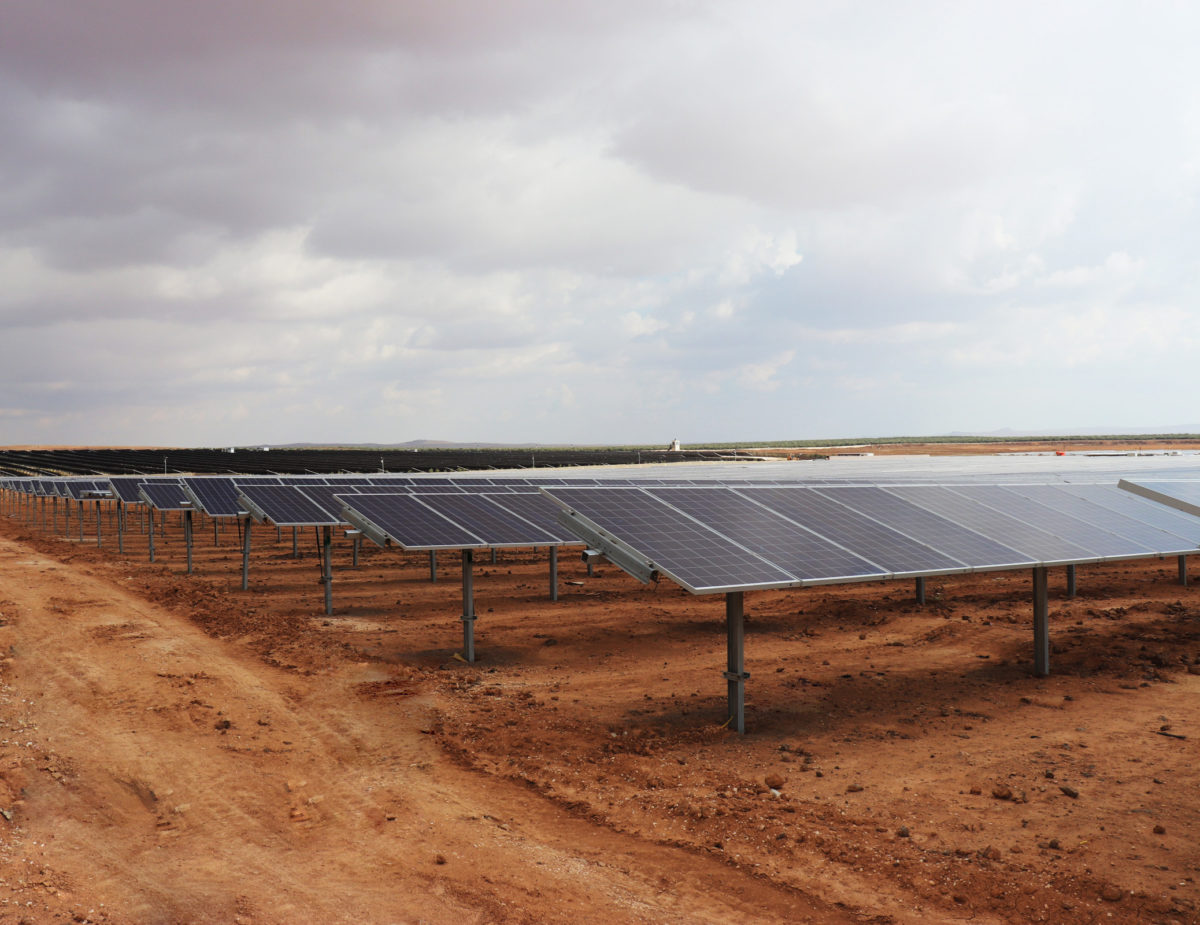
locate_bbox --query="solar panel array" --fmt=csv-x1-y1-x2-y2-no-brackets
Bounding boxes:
545,483,1200,594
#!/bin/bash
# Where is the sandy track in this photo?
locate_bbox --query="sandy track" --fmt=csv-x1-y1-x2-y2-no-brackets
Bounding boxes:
0,531,850,924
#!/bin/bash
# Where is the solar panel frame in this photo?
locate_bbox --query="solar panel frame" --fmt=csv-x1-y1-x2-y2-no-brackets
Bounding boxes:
544,487,798,593
237,485,343,526
338,493,488,550
947,485,1162,559
739,486,970,576
138,481,191,510
1119,479,1200,519
412,493,565,547
809,485,1037,571
884,486,1120,565
646,487,891,583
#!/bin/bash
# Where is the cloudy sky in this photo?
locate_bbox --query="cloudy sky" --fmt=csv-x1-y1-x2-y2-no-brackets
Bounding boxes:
2,1,1198,447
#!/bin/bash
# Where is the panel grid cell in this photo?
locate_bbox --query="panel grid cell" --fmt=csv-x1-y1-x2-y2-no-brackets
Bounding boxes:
743,486,967,574
547,488,796,592
648,487,887,581
338,493,486,549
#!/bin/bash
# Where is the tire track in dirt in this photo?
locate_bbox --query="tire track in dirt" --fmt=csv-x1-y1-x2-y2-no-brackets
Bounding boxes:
0,533,856,924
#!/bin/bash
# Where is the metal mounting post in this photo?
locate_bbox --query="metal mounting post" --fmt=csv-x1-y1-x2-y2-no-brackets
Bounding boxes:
78,500,84,541
491,548,497,565
95,501,102,547
292,526,299,559
1066,564,1077,598
461,549,476,663
148,509,156,563
429,549,438,582
184,509,194,575
549,546,558,601
117,502,124,554
322,525,333,615
241,517,252,590
914,576,926,605
724,591,749,734
1179,555,1188,587
1033,566,1049,676
213,517,219,546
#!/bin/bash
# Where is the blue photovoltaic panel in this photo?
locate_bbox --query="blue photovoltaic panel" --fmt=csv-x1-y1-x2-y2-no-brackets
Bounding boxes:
365,477,415,486
948,485,1156,558
109,478,152,502
1065,484,1200,541
339,493,486,549
295,484,362,517
235,477,284,486
485,493,578,541
238,485,341,526
743,486,967,574
182,477,244,517
812,485,1035,569
648,487,887,582
546,488,796,593
1004,484,1200,552
415,493,562,546
884,486,1098,564
1119,480,1200,520
139,481,191,510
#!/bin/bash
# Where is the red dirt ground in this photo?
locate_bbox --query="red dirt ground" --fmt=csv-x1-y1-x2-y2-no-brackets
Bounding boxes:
0,479,1197,924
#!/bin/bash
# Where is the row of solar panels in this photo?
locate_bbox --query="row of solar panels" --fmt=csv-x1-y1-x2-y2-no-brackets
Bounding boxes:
543,482,1200,593
7,474,1200,596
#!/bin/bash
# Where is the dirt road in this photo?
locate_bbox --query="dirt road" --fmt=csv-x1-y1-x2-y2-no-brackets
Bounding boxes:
0,527,850,924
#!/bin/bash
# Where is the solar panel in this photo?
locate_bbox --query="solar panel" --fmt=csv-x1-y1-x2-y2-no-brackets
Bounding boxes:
1005,484,1200,551
139,482,191,510
182,478,244,517
545,488,796,593
1065,484,1200,540
884,486,1100,564
108,478,150,503
647,487,888,582
62,480,107,500
485,493,580,541
414,493,562,547
1119,480,1200,519
293,484,362,517
742,486,967,575
948,485,1158,558
237,485,341,526
339,493,486,549
811,485,1035,570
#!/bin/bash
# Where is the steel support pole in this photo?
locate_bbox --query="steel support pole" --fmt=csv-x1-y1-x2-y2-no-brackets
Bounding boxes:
148,509,156,562
78,501,84,541
352,535,360,568
53,497,59,534
65,500,71,537
587,558,594,578
1179,555,1188,587
322,525,333,616
491,548,497,565
461,549,476,663
117,501,124,555
1033,566,1050,677
293,526,299,558
185,509,194,575
914,576,926,605
241,518,251,590
95,501,102,547
1066,564,1077,598
429,549,438,582
213,517,219,546
549,546,558,601
725,591,748,734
